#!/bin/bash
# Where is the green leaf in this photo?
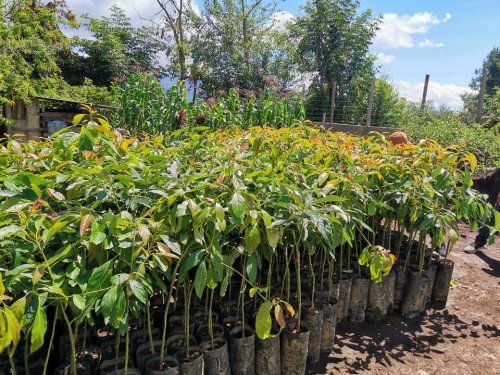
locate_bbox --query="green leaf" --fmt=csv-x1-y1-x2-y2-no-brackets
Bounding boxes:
72,295,85,310
129,280,147,304
101,285,126,328
90,230,106,245
367,201,377,216
230,192,247,220
246,254,258,285
194,262,207,299
78,129,93,151
255,301,273,340
179,250,204,283
30,303,47,353
313,195,346,205
87,260,112,293
494,210,500,231
244,225,261,255
0,225,22,239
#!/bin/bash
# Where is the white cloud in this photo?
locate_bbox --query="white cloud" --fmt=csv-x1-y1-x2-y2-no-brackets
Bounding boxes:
66,0,200,26
374,52,395,65
395,80,473,109
268,11,296,31
373,12,451,49
417,39,444,48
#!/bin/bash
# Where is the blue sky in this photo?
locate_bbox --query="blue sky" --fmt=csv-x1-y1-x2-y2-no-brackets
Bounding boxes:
65,0,500,108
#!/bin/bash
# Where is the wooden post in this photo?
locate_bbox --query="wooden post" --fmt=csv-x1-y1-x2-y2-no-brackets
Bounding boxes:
421,74,430,109
366,79,376,127
476,68,487,123
25,99,41,140
322,113,327,127
330,81,336,125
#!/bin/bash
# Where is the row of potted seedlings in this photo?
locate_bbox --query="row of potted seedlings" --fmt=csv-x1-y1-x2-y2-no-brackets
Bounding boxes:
0,114,491,374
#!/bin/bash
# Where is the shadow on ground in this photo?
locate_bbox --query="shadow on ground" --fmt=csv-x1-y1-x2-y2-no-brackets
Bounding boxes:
476,251,500,278
306,307,500,374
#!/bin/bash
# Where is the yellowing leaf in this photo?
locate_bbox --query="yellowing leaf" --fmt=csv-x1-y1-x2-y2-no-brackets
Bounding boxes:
120,137,137,151
450,279,458,289
47,188,65,201
32,266,46,285
157,242,180,260
138,225,151,244
274,304,286,329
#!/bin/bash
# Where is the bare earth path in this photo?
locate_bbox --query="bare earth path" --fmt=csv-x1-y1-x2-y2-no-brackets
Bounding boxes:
308,223,500,375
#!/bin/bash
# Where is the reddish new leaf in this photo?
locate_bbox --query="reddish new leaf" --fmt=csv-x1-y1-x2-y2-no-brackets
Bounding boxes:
80,214,91,236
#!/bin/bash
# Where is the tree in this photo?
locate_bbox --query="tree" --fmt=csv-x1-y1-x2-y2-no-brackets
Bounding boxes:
0,0,76,102
291,0,380,120
192,0,296,94
153,0,199,82
461,47,500,124
60,6,165,86
371,78,407,127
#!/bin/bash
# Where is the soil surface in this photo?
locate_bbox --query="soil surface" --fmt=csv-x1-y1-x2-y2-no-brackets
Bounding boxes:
308,223,500,375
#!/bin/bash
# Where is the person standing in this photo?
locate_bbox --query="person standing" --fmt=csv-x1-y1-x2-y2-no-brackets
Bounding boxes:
465,192,500,254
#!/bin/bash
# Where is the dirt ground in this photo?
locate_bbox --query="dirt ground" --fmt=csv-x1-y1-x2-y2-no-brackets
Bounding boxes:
308,223,500,375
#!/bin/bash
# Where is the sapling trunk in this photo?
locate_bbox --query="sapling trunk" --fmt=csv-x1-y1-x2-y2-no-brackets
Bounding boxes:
266,255,273,300
124,301,130,374
328,259,333,299
320,249,326,290
184,281,195,357
403,231,417,272
160,262,181,369
146,298,155,354
24,334,29,375
307,249,316,310
295,245,302,332
209,288,215,347
61,303,77,375
114,330,120,370
8,355,16,375
43,304,59,375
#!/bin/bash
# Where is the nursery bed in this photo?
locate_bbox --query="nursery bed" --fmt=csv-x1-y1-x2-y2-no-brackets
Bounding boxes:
309,222,500,375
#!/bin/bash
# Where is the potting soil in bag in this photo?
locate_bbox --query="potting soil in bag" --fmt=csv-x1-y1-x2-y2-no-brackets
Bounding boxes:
348,278,370,323
228,326,255,375
255,335,280,375
201,337,231,375
425,261,438,303
384,271,396,314
432,259,454,302
366,279,387,323
178,347,204,375
394,268,408,311
401,272,430,318
302,306,323,363
320,299,338,353
280,326,310,375
337,278,352,322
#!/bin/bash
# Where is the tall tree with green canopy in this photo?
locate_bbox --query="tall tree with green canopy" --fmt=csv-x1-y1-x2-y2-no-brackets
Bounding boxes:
291,0,380,122
192,0,297,94
60,5,166,86
0,0,77,102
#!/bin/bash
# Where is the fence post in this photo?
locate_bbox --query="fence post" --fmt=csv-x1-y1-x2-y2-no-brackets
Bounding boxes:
330,81,336,125
421,74,430,109
476,68,487,123
365,79,376,127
